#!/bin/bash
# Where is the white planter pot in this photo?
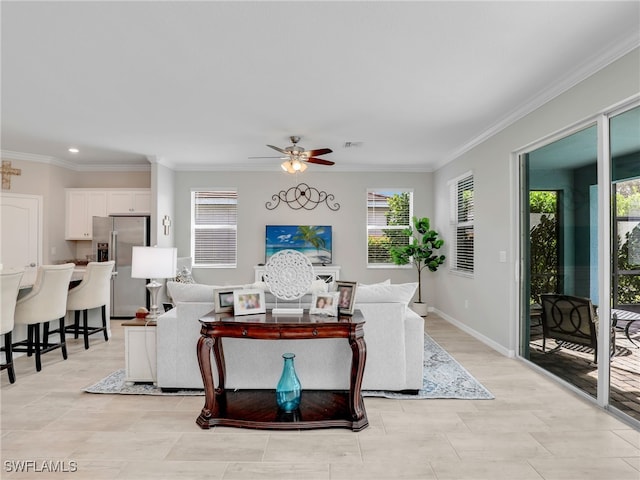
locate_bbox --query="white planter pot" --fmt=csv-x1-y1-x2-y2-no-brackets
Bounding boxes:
411,302,429,317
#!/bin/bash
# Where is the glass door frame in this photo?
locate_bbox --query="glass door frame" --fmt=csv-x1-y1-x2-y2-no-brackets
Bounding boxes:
513,96,640,420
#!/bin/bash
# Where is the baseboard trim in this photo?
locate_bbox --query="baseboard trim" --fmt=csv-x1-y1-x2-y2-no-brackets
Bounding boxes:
431,308,516,358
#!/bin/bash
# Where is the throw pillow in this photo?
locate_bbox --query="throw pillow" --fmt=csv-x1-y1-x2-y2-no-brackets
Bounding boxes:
358,279,391,287
354,282,418,306
309,279,329,293
175,266,195,284
166,281,216,303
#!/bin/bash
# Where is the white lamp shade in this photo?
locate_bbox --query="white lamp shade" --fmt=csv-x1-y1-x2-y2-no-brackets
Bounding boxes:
131,246,177,279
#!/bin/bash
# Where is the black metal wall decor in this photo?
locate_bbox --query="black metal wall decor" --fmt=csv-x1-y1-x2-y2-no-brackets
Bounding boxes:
265,183,340,211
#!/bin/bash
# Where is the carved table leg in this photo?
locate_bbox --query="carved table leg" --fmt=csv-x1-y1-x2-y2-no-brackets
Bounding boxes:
348,332,367,427
196,335,217,428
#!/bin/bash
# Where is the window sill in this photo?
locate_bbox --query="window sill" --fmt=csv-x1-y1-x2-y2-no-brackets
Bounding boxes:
367,264,412,269
449,269,474,279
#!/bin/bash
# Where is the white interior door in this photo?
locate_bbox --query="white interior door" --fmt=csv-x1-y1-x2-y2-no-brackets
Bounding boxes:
0,193,42,271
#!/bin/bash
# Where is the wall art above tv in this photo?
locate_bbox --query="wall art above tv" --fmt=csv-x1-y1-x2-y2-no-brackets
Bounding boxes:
265,225,332,265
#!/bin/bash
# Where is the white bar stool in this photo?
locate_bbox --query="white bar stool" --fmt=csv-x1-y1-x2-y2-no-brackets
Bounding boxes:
1,269,24,383
13,264,74,372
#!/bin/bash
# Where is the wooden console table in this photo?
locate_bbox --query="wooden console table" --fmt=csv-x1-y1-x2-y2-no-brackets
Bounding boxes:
196,309,368,431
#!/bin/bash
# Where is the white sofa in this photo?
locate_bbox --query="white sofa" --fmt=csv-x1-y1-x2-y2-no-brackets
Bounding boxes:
156,281,424,392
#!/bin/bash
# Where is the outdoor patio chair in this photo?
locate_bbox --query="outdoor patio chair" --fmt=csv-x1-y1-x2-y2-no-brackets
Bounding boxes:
540,294,615,364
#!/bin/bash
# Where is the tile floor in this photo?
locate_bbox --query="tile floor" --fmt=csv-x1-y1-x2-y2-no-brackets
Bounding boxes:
1,315,639,479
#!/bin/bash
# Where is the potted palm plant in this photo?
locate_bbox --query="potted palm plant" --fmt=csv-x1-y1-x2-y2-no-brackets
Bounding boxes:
389,216,445,317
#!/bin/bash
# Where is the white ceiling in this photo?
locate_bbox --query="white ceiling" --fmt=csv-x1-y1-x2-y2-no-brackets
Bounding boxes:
1,1,639,172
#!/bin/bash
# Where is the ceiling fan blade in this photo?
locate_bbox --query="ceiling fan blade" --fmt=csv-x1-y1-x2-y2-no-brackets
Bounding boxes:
305,148,333,157
267,144,288,154
307,157,335,166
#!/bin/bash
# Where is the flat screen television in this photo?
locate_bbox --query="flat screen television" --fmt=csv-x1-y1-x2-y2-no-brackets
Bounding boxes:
265,225,332,265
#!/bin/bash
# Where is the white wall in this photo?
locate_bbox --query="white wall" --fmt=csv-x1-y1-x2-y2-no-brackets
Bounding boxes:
151,160,175,248
173,170,438,302
432,48,640,355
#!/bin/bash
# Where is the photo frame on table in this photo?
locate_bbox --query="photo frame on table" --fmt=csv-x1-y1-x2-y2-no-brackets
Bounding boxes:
214,288,236,313
310,291,339,316
233,289,266,316
335,281,357,315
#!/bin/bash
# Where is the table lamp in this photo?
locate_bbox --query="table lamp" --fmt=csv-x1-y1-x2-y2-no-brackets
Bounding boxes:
131,246,177,319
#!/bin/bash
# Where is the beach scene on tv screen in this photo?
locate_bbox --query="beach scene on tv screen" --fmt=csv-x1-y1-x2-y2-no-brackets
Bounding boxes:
266,225,332,264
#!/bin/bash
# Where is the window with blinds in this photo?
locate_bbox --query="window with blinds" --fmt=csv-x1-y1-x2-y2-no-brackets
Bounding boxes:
366,189,413,266
449,173,474,274
191,190,237,267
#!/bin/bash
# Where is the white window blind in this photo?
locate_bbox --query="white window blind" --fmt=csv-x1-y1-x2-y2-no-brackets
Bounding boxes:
450,174,474,274
192,190,237,267
366,189,413,265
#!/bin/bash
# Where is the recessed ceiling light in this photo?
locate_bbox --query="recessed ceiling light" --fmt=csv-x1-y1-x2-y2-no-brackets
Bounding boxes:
68,147,79,153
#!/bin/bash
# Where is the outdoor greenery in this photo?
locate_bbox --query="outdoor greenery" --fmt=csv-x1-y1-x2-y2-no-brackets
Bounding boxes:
529,191,559,304
528,183,640,307
368,192,411,264
389,216,445,303
615,179,640,306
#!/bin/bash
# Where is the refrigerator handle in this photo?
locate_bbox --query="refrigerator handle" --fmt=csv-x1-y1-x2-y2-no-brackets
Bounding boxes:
111,230,118,276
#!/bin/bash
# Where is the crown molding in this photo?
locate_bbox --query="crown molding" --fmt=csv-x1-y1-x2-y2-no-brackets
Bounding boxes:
435,33,640,171
146,155,175,169
1,149,151,172
0,149,76,169
73,163,151,172
172,162,432,173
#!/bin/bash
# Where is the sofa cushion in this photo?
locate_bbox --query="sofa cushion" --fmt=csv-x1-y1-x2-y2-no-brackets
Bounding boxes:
359,279,391,286
354,282,418,306
250,279,328,294
167,281,215,302
167,281,249,303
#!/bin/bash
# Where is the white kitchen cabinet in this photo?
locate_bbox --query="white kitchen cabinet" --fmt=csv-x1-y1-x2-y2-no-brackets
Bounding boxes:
65,189,108,240
107,190,151,214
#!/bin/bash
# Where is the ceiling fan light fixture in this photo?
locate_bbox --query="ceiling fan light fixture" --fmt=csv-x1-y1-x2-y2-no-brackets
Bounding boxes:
280,158,307,174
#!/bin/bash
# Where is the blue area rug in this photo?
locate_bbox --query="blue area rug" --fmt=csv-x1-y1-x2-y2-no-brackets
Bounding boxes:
363,333,494,400
84,333,493,400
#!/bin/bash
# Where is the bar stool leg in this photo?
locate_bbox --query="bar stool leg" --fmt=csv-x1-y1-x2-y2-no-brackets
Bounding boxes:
82,310,89,350
26,325,34,357
74,311,80,339
3,331,15,384
102,305,108,341
59,317,67,359
43,322,50,347
34,324,42,372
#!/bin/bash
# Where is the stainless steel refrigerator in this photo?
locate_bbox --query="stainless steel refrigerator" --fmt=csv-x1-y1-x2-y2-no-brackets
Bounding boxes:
92,215,150,318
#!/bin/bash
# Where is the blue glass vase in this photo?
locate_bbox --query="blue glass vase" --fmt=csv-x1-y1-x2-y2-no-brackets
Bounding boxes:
276,353,301,412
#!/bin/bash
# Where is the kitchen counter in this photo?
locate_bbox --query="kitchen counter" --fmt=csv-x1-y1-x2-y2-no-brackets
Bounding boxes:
19,267,85,290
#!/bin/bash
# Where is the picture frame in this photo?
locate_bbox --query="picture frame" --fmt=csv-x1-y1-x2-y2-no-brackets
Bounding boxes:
335,281,357,315
310,291,339,316
214,288,236,313
233,289,266,316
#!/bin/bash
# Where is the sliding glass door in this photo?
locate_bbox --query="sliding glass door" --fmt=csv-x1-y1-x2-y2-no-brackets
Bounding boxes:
520,124,599,400
609,106,640,420
519,103,640,425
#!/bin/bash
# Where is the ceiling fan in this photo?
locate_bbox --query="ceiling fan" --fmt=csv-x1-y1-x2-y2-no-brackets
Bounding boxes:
251,136,334,173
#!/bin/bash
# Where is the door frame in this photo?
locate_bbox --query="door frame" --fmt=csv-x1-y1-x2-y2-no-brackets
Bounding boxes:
511,95,640,417
0,192,43,269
